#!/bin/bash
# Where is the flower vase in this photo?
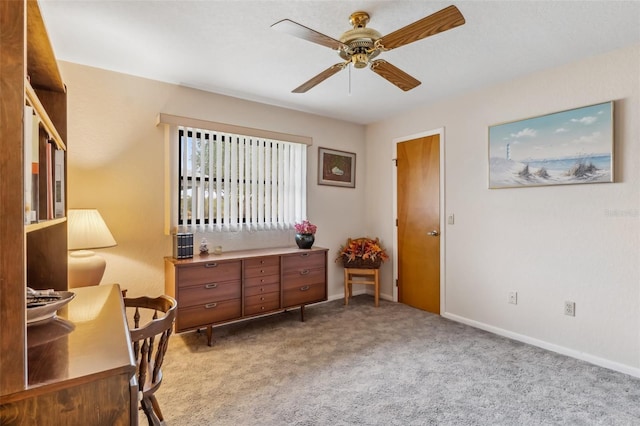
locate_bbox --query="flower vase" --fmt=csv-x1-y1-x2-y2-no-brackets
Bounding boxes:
295,233,314,249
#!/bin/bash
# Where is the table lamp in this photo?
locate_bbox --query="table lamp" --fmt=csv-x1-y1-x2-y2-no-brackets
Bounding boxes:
67,209,117,288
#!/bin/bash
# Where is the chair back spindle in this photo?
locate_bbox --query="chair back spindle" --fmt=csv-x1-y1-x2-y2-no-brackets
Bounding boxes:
124,295,177,426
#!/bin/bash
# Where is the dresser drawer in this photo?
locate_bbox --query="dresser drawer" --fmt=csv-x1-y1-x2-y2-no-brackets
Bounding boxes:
176,299,241,332
244,282,280,296
282,251,325,273
244,264,280,278
283,282,326,307
244,273,280,288
244,292,280,315
244,256,279,269
178,280,241,308
282,267,325,290
177,260,241,286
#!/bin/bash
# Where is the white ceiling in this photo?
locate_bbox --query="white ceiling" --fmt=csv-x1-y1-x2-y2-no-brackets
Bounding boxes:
39,0,640,125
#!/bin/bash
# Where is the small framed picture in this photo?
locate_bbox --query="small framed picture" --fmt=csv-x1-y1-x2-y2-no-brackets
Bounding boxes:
318,147,356,188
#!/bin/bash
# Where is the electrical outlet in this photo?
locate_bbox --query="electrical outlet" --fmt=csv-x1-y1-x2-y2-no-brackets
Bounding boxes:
564,301,576,316
509,291,517,305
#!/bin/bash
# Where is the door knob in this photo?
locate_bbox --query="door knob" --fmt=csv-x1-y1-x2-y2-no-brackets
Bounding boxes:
427,230,439,236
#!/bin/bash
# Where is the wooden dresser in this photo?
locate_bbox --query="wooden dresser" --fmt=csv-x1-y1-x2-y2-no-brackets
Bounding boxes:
165,246,328,345
0,284,137,425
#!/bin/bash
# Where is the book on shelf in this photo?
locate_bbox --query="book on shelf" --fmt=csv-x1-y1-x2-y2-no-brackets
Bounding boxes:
24,106,34,224
54,148,65,218
24,105,40,224
36,126,54,221
46,140,53,220
25,104,66,223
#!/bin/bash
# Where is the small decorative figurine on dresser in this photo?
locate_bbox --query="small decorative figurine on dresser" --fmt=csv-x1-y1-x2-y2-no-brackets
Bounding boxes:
199,238,209,255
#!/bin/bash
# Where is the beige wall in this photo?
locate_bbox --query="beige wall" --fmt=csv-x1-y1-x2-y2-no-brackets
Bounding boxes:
61,61,367,299
63,43,640,376
366,44,640,375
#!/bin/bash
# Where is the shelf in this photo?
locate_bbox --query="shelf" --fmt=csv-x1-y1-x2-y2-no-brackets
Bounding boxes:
25,217,66,234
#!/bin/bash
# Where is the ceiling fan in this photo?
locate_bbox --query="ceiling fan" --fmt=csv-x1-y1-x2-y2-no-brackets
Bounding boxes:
271,5,465,93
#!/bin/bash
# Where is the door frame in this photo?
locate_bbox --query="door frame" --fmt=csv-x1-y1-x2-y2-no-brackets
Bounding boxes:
391,127,446,313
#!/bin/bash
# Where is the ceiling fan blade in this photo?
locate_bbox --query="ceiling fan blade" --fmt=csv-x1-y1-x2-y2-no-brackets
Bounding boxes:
271,19,347,51
377,5,465,51
292,62,348,93
370,60,421,92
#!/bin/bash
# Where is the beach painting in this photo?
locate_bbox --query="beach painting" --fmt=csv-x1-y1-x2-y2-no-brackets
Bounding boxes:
488,101,613,188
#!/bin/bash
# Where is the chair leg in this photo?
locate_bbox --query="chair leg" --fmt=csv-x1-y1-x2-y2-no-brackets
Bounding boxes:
141,396,162,426
149,394,164,422
374,269,379,307
344,269,349,305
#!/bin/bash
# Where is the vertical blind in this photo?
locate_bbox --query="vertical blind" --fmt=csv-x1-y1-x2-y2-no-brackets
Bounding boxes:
178,127,307,231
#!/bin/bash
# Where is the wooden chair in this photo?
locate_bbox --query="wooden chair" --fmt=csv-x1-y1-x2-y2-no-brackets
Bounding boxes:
344,267,380,307
124,295,177,426
341,237,383,307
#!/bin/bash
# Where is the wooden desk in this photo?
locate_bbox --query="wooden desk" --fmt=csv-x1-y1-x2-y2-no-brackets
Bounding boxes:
0,284,137,426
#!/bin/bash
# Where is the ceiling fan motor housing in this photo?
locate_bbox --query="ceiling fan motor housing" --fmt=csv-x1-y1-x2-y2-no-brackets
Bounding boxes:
339,27,382,68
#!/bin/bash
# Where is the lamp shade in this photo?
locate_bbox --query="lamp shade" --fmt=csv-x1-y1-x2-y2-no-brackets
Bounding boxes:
67,209,117,250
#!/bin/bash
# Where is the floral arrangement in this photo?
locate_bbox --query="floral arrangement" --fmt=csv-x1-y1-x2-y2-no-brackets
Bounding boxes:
336,237,389,265
294,220,317,235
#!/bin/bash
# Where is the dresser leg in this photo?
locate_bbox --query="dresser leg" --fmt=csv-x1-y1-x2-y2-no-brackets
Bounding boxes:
300,305,305,322
206,326,213,346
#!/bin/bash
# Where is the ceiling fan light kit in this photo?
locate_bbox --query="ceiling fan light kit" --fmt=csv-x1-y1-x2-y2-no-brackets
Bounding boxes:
271,5,465,93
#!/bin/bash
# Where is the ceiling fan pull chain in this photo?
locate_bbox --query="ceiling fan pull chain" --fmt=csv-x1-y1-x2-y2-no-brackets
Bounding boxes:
348,63,352,95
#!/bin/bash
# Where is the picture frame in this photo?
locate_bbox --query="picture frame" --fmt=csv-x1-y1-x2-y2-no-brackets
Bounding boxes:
318,147,356,188
488,101,614,189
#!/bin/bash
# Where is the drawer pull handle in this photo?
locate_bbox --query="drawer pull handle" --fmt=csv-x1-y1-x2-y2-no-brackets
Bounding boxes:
205,283,218,289
300,252,310,257
205,263,218,268
260,287,264,292
261,306,266,310
300,285,310,291
205,302,218,309
300,269,310,275
260,297,265,301
260,269,264,273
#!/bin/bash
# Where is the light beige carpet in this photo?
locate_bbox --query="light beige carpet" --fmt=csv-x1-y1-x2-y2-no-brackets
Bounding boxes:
142,296,640,425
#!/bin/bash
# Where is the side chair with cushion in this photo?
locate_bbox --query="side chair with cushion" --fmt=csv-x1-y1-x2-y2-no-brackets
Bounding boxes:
124,295,177,426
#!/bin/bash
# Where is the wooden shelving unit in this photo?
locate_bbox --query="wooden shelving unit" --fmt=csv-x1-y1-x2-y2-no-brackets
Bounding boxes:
1,5,137,424
1,0,69,397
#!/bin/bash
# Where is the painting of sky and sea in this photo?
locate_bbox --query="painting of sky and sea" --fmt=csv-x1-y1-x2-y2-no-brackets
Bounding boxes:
489,101,613,188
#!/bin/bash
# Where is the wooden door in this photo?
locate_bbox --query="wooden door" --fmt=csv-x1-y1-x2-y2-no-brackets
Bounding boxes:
397,135,440,313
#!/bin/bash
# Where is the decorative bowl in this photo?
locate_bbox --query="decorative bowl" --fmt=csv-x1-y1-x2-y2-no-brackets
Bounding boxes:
26,291,75,324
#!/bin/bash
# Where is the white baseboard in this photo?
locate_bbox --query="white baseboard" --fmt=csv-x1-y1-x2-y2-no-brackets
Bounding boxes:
442,311,640,379
322,294,639,377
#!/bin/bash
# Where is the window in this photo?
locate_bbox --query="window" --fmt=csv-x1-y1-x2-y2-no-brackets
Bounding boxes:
164,117,309,232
